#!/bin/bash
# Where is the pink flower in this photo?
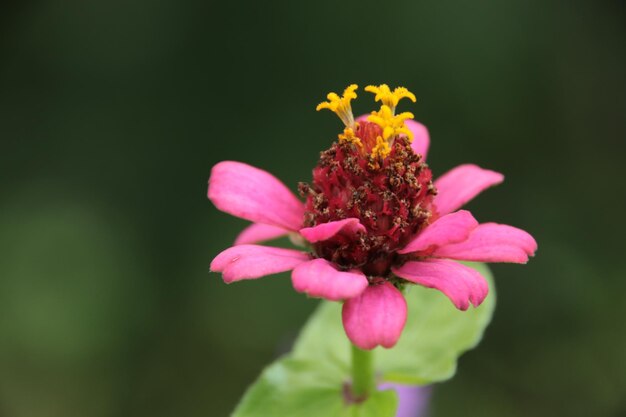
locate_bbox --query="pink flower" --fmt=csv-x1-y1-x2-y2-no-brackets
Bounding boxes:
208,84,537,351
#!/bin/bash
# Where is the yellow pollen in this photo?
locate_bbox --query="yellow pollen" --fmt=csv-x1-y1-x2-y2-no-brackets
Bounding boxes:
371,136,391,159
338,126,363,147
365,84,416,112
316,84,358,128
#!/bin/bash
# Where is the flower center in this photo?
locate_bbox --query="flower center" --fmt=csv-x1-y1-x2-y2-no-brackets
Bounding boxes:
301,84,437,277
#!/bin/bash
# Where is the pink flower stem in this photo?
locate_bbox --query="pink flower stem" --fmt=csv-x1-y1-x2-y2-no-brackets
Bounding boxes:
351,343,375,398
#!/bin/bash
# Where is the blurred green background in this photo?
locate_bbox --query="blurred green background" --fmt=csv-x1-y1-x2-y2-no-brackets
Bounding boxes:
1,0,625,416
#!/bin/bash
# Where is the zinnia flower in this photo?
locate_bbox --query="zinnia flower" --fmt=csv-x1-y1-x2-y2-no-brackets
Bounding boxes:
208,84,537,350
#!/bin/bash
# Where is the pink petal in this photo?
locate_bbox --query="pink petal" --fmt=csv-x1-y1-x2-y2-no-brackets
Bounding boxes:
342,281,408,350
433,164,504,215
392,259,489,310
356,114,369,123
291,259,368,301
234,223,289,245
299,218,366,243
398,210,478,254
433,222,538,263
210,244,309,283
404,119,430,161
208,161,305,230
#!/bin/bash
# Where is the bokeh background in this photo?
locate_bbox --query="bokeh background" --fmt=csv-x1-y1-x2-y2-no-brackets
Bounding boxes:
1,0,625,416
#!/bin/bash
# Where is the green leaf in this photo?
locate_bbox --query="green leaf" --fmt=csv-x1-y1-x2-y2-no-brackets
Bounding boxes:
353,389,398,417
293,262,496,384
232,263,495,416
232,357,398,417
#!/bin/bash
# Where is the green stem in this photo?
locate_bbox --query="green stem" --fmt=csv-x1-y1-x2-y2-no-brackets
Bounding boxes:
351,344,375,397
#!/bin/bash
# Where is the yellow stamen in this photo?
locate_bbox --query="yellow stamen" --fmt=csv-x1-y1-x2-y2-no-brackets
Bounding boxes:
316,83,417,164
316,84,358,128
338,126,363,147
367,105,415,141
371,136,391,159
365,84,416,112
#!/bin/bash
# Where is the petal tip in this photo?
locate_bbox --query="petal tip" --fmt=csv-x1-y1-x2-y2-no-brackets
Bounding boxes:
209,244,308,283
299,218,366,243
394,259,489,312
291,259,368,301
434,164,506,215
398,210,479,255
342,282,407,350
207,160,304,230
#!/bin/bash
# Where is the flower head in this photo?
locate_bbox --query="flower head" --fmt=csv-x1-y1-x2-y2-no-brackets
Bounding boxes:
208,84,537,350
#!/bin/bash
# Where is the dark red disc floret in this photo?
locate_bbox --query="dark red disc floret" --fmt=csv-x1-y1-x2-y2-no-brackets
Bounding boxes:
299,121,438,277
